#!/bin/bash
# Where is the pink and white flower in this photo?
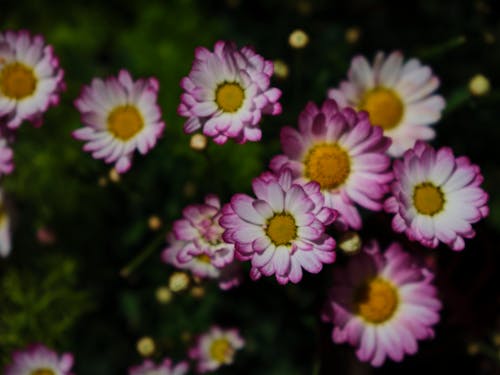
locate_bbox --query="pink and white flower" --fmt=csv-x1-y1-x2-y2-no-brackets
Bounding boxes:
189,326,244,373
0,138,14,176
0,30,65,128
178,41,282,144
270,99,392,230
173,195,235,268
163,195,242,290
129,358,189,375
220,168,337,284
73,69,164,173
328,51,445,156
322,241,442,367
384,141,489,251
4,343,74,375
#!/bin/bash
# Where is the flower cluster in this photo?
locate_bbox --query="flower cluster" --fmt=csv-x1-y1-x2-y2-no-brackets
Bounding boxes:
0,26,491,373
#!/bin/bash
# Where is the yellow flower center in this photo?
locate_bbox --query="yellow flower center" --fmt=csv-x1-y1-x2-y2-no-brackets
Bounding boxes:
196,254,212,264
31,369,55,375
359,87,404,130
413,182,445,216
210,338,234,364
215,82,245,113
304,143,351,190
0,62,37,99
266,213,297,246
355,278,399,324
107,105,144,141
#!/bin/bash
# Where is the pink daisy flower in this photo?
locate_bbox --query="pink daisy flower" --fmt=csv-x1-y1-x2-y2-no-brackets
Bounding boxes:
189,326,244,373
129,358,189,375
384,141,489,251
4,343,74,375
322,241,442,367
0,30,64,128
270,99,392,230
220,168,337,285
178,41,282,144
73,69,164,173
328,51,445,156
0,138,14,176
173,194,235,268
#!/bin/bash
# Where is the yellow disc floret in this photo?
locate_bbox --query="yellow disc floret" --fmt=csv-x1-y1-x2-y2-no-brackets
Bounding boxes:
210,338,234,364
304,143,351,190
107,105,144,141
355,278,399,324
266,213,297,246
359,87,404,130
413,182,445,216
0,62,37,99
215,82,245,113
31,369,55,375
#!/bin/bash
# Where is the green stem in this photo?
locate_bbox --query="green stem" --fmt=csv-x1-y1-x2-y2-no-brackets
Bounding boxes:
120,233,165,277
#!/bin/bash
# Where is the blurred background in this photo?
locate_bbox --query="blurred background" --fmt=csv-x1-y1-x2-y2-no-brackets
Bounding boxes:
0,0,499,373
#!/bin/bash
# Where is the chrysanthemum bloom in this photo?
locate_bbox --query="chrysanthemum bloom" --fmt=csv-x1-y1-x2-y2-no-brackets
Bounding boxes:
189,326,244,373
4,343,74,375
0,138,14,176
328,51,445,156
162,233,242,290
270,99,392,230
384,141,488,250
73,70,164,173
0,189,12,257
0,30,64,128
220,168,337,284
173,195,235,268
322,241,441,367
178,41,282,144
129,358,188,375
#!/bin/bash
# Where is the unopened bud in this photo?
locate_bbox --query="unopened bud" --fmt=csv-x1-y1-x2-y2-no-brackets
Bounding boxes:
148,215,162,231
469,74,490,96
289,29,309,49
156,286,172,304
169,272,190,292
338,232,362,255
136,336,155,357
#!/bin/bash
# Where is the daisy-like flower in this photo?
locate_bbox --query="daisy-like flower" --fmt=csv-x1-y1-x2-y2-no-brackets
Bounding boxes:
173,195,235,268
0,189,12,257
0,138,14,176
4,343,74,375
178,41,282,144
220,168,337,284
322,241,442,367
162,233,242,291
189,326,244,373
0,30,64,128
270,99,392,230
73,69,164,173
328,51,445,156
384,141,489,251
129,358,188,375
